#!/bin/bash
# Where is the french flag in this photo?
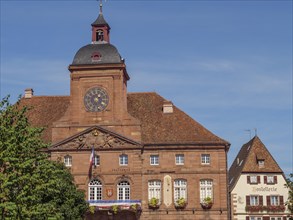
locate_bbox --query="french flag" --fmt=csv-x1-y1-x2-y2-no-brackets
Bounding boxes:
88,147,94,179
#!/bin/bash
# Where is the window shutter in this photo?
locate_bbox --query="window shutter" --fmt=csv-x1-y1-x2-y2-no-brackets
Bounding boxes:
257,176,260,184
246,217,249,220
247,176,250,184
246,196,250,205
274,176,278,184
263,217,270,220
264,176,267,184
266,196,270,206
280,196,284,205
283,217,287,220
259,196,263,205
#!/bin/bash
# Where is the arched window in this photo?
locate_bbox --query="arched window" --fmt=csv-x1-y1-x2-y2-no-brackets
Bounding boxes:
117,180,130,200
64,155,72,167
200,179,213,202
148,180,161,203
174,179,187,202
89,179,102,201
96,29,104,41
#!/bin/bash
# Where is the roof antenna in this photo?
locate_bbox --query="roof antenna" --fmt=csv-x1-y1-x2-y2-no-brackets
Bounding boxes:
245,129,251,140
254,128,257,136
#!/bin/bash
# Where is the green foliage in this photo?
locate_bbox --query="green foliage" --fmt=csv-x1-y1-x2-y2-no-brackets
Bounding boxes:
148,197,159,208
110,205,120,214
202,196,212,204
285,173,293,214
175,198,187,208
0,96,88,219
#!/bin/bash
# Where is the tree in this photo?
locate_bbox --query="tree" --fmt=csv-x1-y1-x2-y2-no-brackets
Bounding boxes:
286,173,293,218
0,96,88,219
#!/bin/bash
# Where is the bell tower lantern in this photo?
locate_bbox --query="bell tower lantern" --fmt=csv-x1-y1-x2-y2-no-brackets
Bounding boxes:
91,1,110,43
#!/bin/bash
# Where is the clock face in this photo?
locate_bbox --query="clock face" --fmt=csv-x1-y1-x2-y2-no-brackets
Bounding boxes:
84,87,109,112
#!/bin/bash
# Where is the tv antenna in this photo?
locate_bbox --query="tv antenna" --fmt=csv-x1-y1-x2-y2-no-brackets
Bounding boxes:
245,129,251,140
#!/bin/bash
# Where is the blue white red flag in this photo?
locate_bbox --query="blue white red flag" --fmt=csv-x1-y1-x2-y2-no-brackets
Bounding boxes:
88,147,94,179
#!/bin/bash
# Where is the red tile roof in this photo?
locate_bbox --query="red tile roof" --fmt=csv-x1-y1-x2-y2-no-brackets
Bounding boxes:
19,96,70,142
229,136,283,191
127,92,228,145
20,93,229,146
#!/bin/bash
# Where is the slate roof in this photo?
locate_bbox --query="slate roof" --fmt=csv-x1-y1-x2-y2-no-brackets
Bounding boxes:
228,136,283,191
71,43,122,65
91,13,109,27
19,92,229,146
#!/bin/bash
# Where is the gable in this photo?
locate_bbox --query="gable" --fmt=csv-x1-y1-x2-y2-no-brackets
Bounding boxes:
229,136,283,191
242,136,282,173
49,126,141,151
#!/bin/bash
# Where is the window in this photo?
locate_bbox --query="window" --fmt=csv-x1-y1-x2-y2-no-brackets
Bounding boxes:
250,195,259,206
88,179,102,200
119,154,128,166
249,217,262,220
64,155,72,167
270,217,282,220
174,179,187,202
96,29,104,41
201,154,210,164
94,155,100,166
200,179,213,202
91,52,102,61
175,154,184,165
258,160,265,167
148,180,161,203
248,175,260,184
117,181,130,200
247,195,263,206
250,176,257,183
267,176,274,183
270,196,280,206
150,155,159,165
265,175,277,184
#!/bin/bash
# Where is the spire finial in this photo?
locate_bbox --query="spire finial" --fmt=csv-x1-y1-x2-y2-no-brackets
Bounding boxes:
99,0,103,14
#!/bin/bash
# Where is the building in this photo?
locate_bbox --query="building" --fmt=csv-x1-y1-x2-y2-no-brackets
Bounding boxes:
229,136,290,220
20,5,230,220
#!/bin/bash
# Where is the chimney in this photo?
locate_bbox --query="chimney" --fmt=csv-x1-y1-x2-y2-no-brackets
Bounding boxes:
24,88,34,99
163,100,173,114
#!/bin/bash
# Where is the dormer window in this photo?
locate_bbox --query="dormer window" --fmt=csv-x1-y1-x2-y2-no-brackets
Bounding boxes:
256,154,265,168
91,52,102,62
96,29,104,41
258,160,265,168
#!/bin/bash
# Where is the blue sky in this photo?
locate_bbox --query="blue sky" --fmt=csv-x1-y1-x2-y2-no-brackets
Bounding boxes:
1,1,292,175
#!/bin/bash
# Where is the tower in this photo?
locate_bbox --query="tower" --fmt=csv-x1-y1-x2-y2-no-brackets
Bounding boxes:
51,4,141,144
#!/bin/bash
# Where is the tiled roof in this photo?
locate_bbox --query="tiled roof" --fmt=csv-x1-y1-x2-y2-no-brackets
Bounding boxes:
19,92,229,146
19,96,70,142
127,92,228,145
228,136,283,191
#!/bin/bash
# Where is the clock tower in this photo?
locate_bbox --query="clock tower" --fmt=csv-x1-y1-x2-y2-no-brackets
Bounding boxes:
52,4,141,143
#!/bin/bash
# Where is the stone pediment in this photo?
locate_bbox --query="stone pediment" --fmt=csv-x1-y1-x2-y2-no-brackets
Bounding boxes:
49,126,141,150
